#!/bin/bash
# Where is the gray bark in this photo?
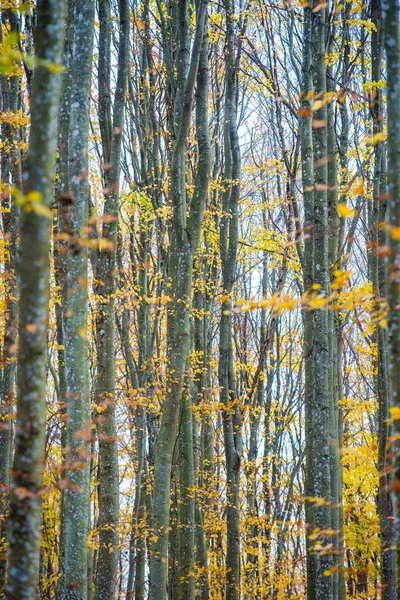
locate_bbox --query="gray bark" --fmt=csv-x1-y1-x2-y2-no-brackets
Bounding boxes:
0,9,20,592
94,2,129,598
382,0,400,590
5,2,65,598
219,3,243,598
149,2,209,597
370,1,396,596
58,1,94,597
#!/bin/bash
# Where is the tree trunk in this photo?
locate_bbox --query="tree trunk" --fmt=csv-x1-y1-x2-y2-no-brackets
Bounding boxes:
0,10,20,591
94,2,129,598
219,3,243,598
5,2,65,597
59,1,94,597
370,1,396,596
149,2,209,597
382,0,400,590
300,6,316,599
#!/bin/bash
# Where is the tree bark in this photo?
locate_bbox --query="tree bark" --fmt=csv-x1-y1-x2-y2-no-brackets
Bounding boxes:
370,1,396,596
149,3,209,597
219,3,243,598
5,2,65,597
94,2,129,598
0,9,20,592
58,1,94,597
382,0,400,591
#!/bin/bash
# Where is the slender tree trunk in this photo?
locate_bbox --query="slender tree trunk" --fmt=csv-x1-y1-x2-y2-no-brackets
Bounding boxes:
178,24,210,600
94,2,129,598
299,6,317,599
219,4,243,599
5,2,65,598
308,3,333,596
369,1,396,596
149,2,208,597
192,281,213,600
55,3,74,589
382,0,400,591
178,385,196,600
0,10,20,590
0,198,17,597
134,475,147,600
326,25,345,597
121,232,147,600
245,248,267,598
59,1,94,597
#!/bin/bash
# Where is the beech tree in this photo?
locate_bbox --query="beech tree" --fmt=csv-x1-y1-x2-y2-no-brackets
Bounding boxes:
4,1,65,598
148,2,209,597
383,0,400,583
56,2,95,598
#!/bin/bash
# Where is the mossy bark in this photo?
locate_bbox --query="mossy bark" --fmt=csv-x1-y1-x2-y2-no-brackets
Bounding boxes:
58,1,94,597
94,2,129,598
383,0,400,590
5,2,65,598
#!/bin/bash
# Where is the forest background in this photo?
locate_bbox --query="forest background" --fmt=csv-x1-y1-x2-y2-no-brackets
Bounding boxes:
1,0,400,599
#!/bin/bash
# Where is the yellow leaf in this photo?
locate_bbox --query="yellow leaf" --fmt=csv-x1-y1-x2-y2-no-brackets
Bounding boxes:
312,99,325,111
389,226,400,241
309,297,328,309
31,202,53,219
4,32,19,48
390,407,400,420
337,203,356,218
46,62,64,74
308,528,321,540
279,299,296,311
26,190,43,202
13,188,26,206
78,328,88,340
364,131,386,145
353,180,364,196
